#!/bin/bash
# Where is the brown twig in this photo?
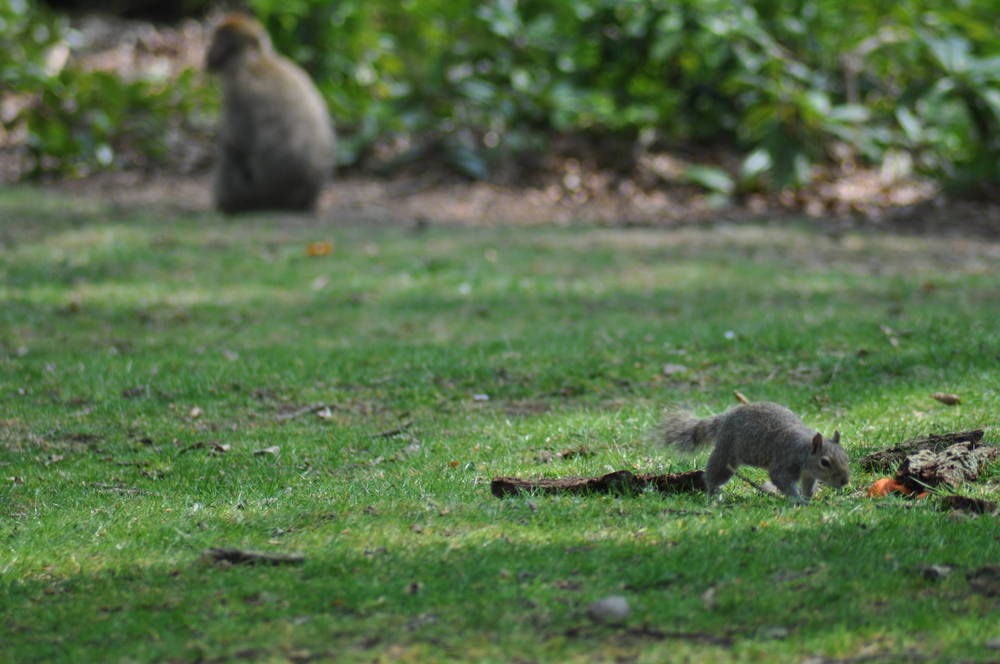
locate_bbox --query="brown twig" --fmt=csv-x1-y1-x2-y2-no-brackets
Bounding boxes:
726,465,780,497
275,403,335,422
371,421,414,438
87,482,156,496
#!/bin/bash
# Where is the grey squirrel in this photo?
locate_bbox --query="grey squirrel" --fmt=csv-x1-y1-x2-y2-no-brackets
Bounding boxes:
655,401,850,503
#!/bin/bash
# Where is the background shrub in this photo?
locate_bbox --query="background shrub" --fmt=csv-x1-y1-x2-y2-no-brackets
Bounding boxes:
3,0,999,194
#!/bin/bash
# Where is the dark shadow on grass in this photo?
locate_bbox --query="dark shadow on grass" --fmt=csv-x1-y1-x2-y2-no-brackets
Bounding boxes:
2,506,994,662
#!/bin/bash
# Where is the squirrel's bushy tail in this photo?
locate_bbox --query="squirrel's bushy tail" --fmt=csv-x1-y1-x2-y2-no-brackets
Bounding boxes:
654,409,721,453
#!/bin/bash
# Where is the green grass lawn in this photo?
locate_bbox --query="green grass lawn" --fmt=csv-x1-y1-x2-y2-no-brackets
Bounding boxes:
1,186,998,663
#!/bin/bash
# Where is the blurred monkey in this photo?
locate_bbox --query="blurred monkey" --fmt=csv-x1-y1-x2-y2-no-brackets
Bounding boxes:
205,14,334,213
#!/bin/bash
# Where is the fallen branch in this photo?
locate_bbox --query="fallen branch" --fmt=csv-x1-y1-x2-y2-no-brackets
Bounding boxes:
204,547,305,566
491,469,704,498
859,430,984,471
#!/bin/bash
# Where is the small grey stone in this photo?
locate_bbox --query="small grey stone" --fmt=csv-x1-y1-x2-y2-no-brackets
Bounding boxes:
586,595,630,624
759,626,789,640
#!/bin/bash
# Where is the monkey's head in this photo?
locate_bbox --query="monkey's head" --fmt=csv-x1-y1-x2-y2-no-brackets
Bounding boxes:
206,14,273,73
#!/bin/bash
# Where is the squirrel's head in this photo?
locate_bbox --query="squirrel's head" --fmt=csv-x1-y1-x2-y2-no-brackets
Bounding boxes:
808,431,850,488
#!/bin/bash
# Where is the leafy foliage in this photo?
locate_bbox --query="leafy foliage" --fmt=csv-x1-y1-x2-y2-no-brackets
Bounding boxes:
0,0,211,177
3,0,1000,192
247,0,1000,191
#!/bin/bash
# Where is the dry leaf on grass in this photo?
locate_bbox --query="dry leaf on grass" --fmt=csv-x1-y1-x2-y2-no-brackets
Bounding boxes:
306,241,333,257
931,392,961,405
867,477,924,498
555,446,593,460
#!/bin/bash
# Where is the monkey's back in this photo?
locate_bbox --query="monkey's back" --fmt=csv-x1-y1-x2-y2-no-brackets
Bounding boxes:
216,55,334,212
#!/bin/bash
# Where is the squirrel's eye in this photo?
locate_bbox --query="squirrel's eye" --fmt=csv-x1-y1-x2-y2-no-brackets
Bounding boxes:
820,458,831,468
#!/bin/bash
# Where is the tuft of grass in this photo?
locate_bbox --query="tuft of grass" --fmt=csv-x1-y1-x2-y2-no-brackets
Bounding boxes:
1,188,998,663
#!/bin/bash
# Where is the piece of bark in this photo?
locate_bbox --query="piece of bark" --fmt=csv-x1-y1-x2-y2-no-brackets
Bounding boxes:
967,566,1000,597
859,430,984,471
490,469,704,498
204,547,305,566
940,495,997,515
895,441,997,494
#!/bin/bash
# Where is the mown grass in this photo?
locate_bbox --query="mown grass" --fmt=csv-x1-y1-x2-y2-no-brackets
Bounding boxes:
1,186,998,663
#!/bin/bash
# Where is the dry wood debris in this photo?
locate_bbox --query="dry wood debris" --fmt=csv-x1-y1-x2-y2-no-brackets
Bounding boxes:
859,430,984,471
491,469,704,498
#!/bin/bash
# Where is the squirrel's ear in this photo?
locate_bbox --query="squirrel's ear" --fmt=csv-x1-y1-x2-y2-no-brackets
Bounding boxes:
812,432,823,454
832,430,841,445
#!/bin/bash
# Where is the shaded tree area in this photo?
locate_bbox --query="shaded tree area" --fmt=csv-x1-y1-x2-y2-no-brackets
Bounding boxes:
43,0,205,21
3,0,999,215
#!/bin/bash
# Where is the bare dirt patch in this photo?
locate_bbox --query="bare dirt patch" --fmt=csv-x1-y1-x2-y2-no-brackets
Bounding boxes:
40,167,1000,242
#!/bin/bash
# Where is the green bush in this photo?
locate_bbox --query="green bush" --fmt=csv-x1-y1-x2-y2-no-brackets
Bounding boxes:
3,0,999,193
1,0,211,177
247,0,999,191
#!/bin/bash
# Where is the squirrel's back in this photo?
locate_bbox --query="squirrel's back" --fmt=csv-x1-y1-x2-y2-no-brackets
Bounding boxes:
656,401,814,463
